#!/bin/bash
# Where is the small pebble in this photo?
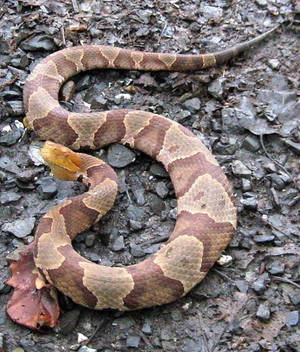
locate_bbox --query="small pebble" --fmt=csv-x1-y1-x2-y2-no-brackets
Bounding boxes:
286,311,299,326
2,217,35,238
126,335,141,348
256,303,271,321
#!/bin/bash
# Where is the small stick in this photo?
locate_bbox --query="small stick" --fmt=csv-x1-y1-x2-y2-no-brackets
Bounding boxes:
272,276,300,290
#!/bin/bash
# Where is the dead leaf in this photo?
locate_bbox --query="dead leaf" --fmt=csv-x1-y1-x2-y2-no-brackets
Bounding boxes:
6,244,60,330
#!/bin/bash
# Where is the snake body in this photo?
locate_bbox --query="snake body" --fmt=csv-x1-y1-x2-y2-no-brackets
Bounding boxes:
22,27,277,310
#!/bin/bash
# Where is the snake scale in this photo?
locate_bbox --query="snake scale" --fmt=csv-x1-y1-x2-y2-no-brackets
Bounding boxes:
19,26,277,311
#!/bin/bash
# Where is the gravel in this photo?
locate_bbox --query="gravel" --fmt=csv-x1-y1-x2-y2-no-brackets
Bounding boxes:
0,1,298,351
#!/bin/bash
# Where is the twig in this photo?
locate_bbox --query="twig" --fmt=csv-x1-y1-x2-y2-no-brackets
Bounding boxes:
213,268,235,283
272,276,300,290
141,234,169,247
259,134,294,184
61,26,66,47
129,316,153,347
82,316,109,346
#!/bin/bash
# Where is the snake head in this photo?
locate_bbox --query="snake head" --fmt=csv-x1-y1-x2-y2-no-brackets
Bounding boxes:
41,141,82,181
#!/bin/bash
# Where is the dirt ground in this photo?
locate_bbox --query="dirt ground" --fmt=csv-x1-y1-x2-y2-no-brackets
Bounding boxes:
0,0,299,351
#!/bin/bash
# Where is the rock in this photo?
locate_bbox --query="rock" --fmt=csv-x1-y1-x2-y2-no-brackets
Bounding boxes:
240,195,257,210
252,274,269,294
107,144,136,168
183,338,202,352
242,179,251,191
130,243,145,257
85,233,96,247
268,173,291,190
256,0,267,6
148,194,165,215
126,335,141,348
0,123,23,146
155,182,169,199
60,309,81,335
266,262,285,275
200,5,223,21
2,217,35,238
256,303,271,321
267,59,280,70
78,347,97,352
286,311,299,327
0,333,4,352
129,219,143,231
214,136,238,155
17,169,39,183
243,135,261,152
110,234,125,252
28,142,45,166
284,139,300,156
21,34,56,51
208,77,225,99
132,188,146,205
77,333,88,344
236,280,249,293
37,177,58,199
253,234,275,244
150,163,168,177
112,316,133,329
183,98,201,113
127,204,145,221
5,100,24,116
288,290,300,305
232,160,252,178
169,207,177,220
0,191,21,204
142,320,152,335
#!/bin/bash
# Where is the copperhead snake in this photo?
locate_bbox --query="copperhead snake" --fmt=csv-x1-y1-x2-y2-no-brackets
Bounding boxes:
18,27,277,312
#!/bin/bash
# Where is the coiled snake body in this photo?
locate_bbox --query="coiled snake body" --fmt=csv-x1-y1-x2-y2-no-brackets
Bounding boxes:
19,27,276,311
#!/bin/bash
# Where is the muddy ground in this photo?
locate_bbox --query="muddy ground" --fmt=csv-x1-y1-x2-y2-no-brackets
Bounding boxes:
0,0,299,351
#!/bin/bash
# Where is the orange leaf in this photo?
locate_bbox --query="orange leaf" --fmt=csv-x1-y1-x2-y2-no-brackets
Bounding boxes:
6,244,60,330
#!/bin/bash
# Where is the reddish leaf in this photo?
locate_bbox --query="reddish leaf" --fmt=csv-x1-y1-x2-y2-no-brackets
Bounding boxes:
6,244,60,330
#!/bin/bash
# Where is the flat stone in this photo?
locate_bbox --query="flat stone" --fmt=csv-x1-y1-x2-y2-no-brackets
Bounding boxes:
85,233,96,247
2,217,35,238
155,181,169,199
0,191,21,204
110,235,125,252
208,77,225,99
150,163,168,177
256,303,271,321
129,219,143,231
148,194,165,215
266,262,285,275
142,320,152,335
130,243,145,258
37,177,58,199
236,280,249,293
232,160,252,178
286,311,299,326
132,188,146,205
107,143,136,168
127,204,145,221
183,97,201,113
78,347,97,352
253,234,275,244
243,135,261,152
126,335,141,348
